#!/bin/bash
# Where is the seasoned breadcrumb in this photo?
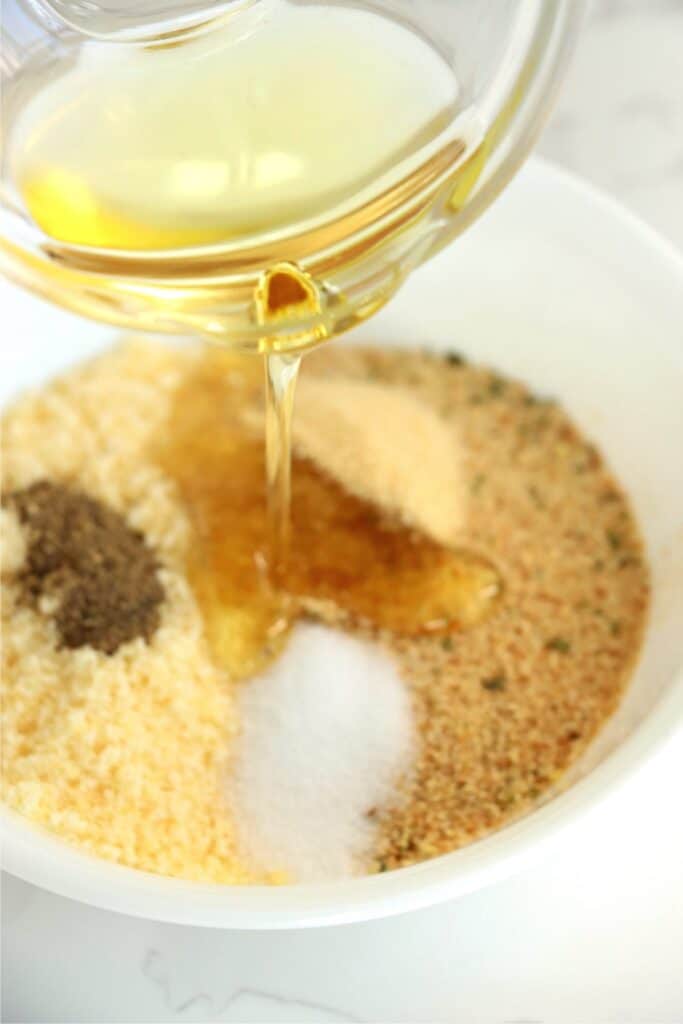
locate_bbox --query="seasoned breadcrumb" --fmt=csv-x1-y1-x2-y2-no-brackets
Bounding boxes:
304,346,649,870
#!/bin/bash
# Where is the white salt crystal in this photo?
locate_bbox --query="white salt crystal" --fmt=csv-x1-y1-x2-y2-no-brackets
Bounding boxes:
229,623,415,882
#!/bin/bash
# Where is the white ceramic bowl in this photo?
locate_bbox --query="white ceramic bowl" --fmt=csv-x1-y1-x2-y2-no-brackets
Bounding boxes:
2,158,682,928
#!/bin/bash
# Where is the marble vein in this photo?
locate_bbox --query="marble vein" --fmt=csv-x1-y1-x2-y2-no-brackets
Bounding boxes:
140,947,362,1022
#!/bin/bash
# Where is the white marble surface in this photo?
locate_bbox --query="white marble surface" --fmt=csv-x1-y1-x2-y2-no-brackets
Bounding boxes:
3,2,683,1022
538,0,683,248
4,738,683,1022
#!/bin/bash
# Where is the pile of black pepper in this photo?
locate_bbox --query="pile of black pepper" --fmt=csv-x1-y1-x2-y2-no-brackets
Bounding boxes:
4,480,164,654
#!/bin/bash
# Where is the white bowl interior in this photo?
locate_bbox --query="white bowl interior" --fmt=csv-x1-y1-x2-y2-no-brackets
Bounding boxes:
1,159,682,927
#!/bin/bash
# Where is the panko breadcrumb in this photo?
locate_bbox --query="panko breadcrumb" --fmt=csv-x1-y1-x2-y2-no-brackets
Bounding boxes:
1,341,270,882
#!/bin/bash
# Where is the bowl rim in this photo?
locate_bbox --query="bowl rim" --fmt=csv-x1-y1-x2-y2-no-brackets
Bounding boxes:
2,156,682,929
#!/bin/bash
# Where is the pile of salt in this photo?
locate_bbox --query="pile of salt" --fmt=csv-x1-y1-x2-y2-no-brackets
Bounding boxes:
229,623,415,881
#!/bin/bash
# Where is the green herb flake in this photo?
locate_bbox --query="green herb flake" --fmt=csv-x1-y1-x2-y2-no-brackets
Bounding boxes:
440,635,454,652
609,620,622,636
488,375,506,397
482,674,506,692
519,415,550,440
527,484,545,508
523,392,553,408
618,555,640,570
377,861,389,873
470,473,486,495
496,789,516,809
546,636,571,654
606,529,622,551
445,351,466,366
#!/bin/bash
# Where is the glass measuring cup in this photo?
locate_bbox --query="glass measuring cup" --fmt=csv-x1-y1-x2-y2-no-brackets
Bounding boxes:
1,0,585,353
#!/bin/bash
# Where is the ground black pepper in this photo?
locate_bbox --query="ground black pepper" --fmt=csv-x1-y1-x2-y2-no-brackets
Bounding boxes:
5,480,164,654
